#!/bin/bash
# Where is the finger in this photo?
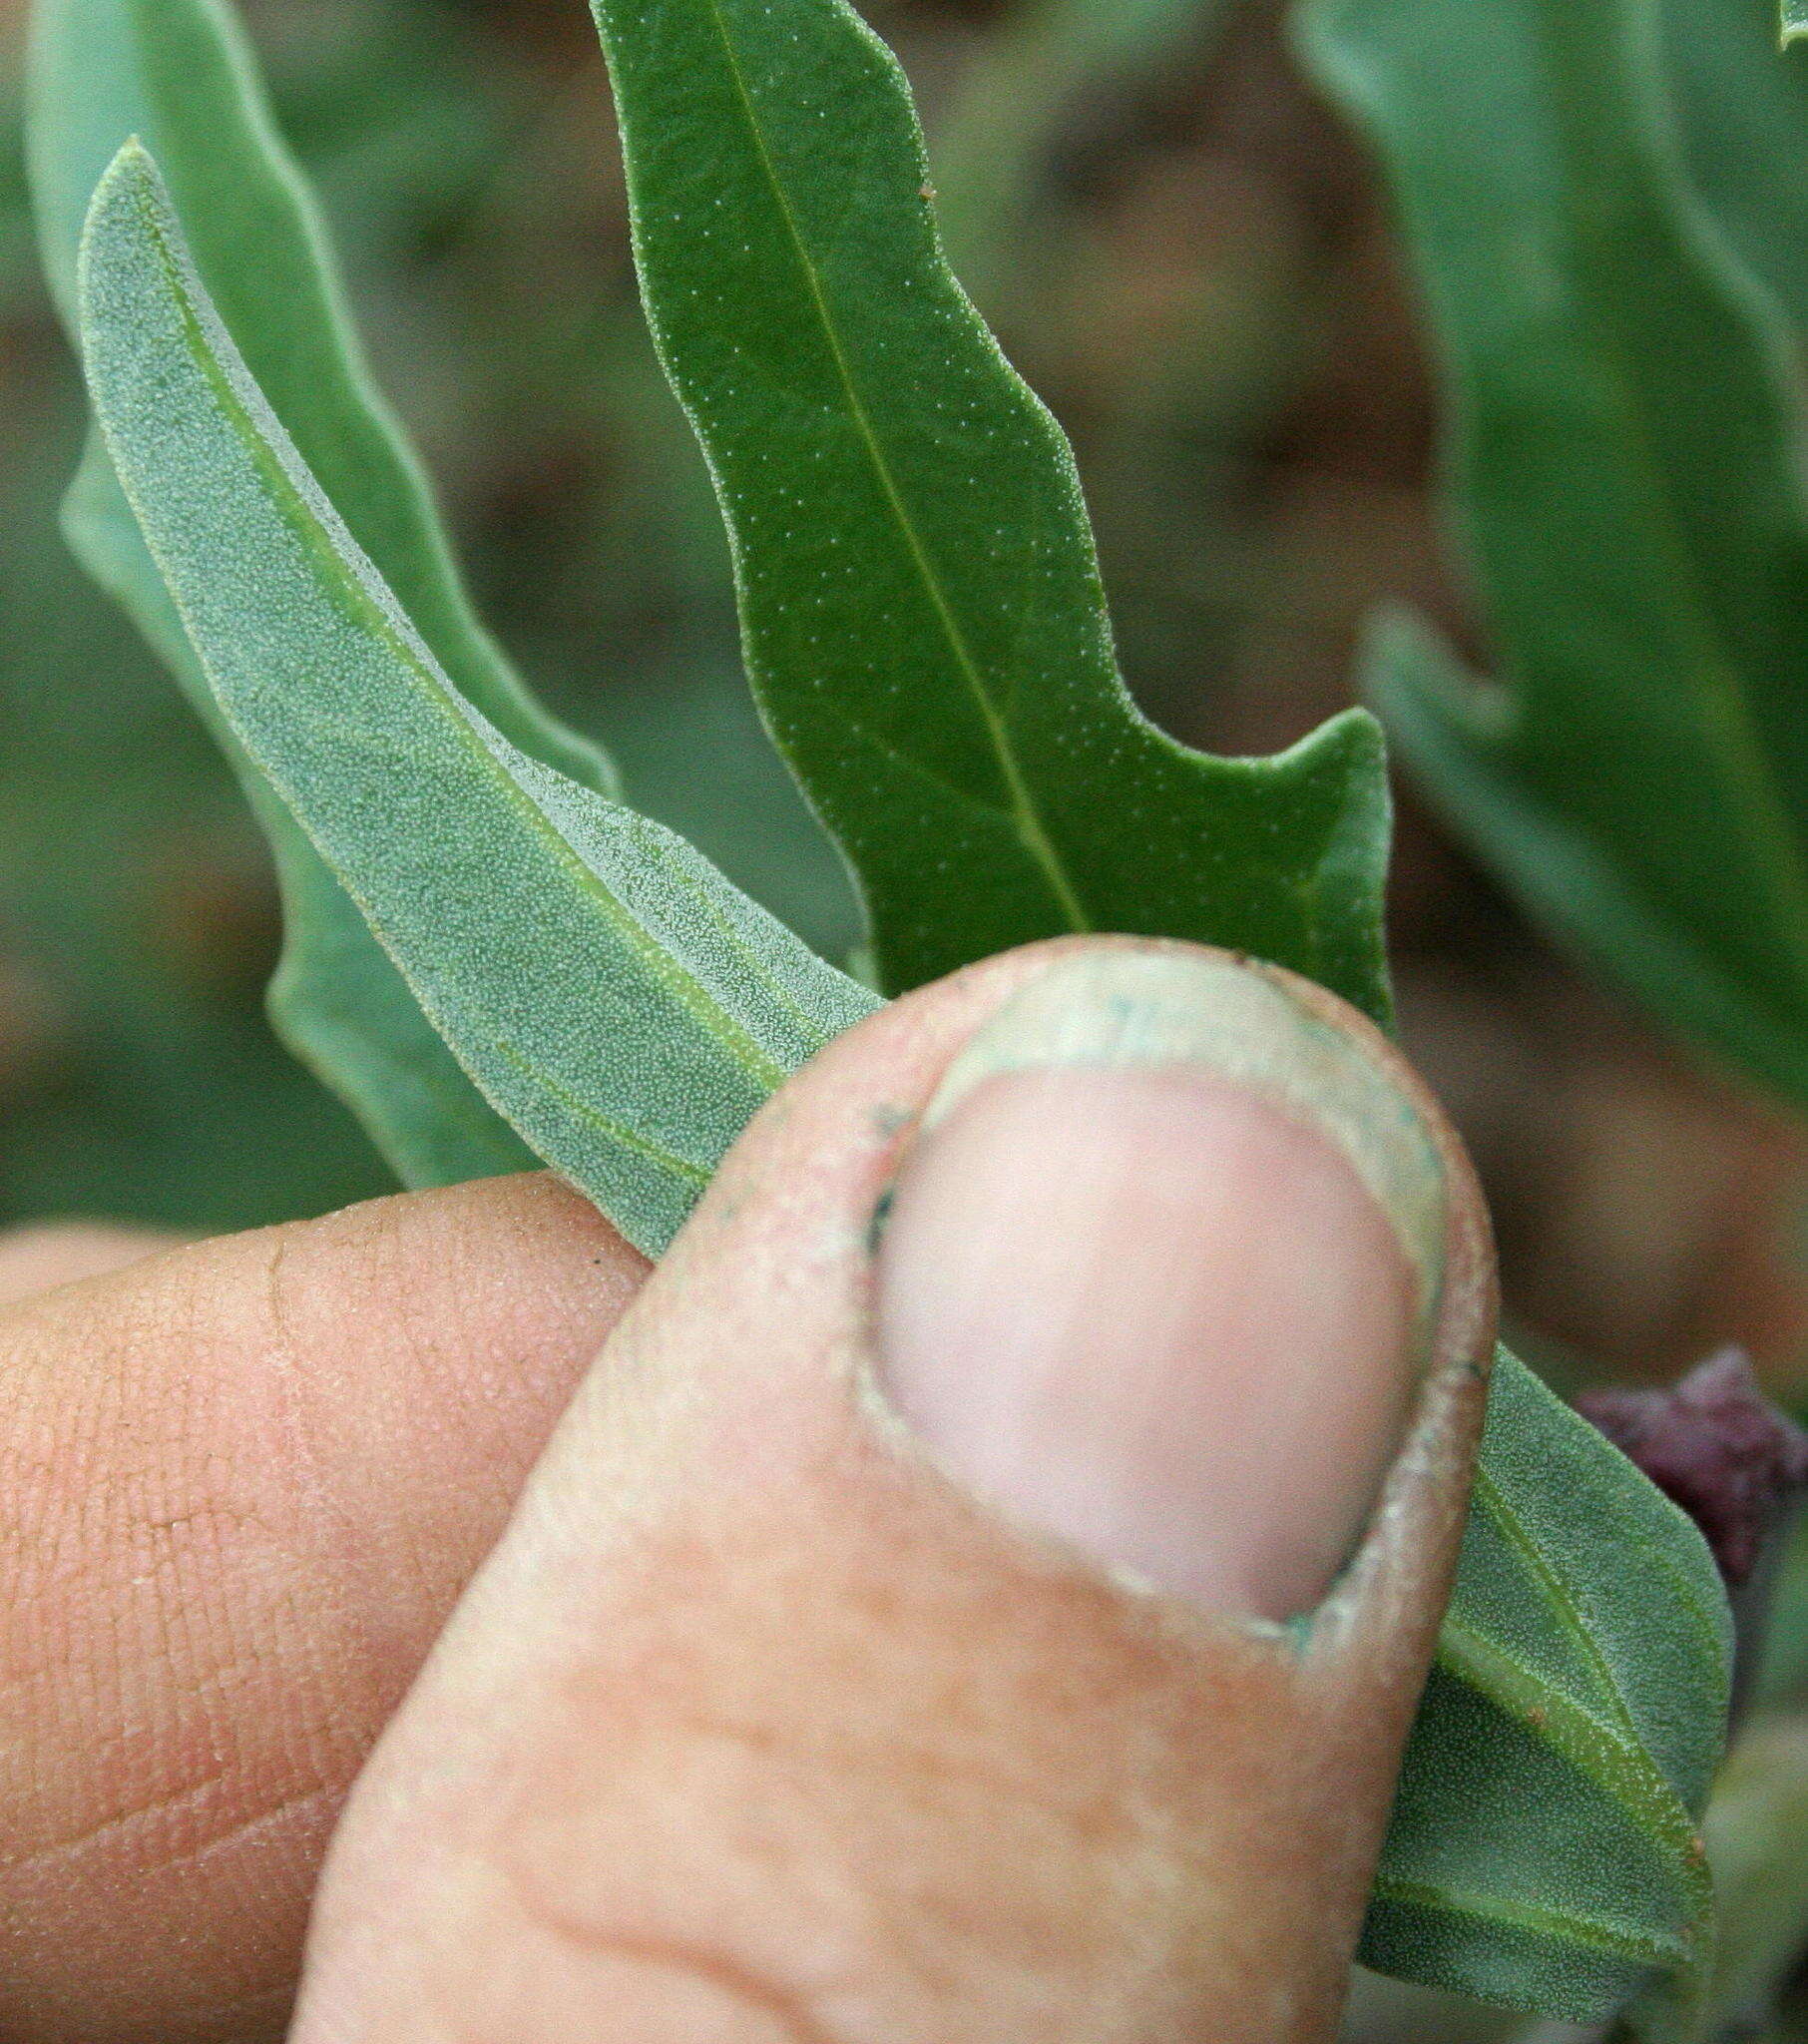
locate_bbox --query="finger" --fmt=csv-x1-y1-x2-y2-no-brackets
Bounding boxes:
0,1223,185,1308
294,938,1495,2044
0,1171,649,2044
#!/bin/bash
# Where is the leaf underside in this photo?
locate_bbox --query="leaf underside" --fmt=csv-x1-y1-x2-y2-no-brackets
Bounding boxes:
79,144,878,1259
590,0,1395,1025
1367,1352,1728,2033
28,0,612,1186
1296,0,1808,1118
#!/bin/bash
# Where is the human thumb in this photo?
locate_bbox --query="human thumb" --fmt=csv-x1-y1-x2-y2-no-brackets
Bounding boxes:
288,938,1496,2044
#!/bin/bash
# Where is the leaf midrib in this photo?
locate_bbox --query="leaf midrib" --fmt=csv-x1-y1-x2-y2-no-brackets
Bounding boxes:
692,0,1094,935
1369,1870,1693,1970
118,157,791,1106
1470,1463,1640,1747
1435,1619,1710,2016
1443,1455,1714,1973
495,1040,714,1188
1435,1601,1710,1948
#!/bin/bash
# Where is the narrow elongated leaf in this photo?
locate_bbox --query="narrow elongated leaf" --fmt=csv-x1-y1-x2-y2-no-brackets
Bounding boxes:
585,0,1733,2023
1354,612,1808,1112
1296,0,1808,1117
79,143,877,1256
28,0,614,1184
57,429,542,1188
591,0,1395,1023
1370,1351,1729,2034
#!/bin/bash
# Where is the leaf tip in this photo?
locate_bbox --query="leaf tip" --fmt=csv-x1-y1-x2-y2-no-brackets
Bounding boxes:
91,133,161,211
76,134,168,318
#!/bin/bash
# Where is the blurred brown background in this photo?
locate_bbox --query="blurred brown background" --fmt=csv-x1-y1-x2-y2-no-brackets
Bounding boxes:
3,0,1803,1403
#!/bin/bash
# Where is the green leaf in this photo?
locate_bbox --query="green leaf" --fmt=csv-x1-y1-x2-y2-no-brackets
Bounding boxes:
589,0,1734,2024
587,0,1735,2017
1292,0,1759,2014
27,0,615,1185
1368,1351,1729,2035
1357,612,1808,1114
1295,0,1808,1117
1662,0,1808,331
590,0,1395,1024
78,141,878,1257
77,20,1734,2026
58,429,542,1188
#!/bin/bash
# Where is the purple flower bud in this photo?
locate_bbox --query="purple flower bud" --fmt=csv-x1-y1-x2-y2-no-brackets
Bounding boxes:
1579,1348,1808,1720
1578,1349,1808,1587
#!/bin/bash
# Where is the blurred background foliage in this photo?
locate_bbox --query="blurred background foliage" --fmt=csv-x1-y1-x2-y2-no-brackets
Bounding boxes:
7,0,1808,2033
7,0,1805,1391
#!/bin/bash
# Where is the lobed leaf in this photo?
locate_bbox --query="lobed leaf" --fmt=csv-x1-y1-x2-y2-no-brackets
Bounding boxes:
1293,0,1771,2012
27,0,613,1185
78,142,878,1257
1295,0,1808,1118
589,0,1395,1022
75,4,1737,2021
1355,612,1808,1113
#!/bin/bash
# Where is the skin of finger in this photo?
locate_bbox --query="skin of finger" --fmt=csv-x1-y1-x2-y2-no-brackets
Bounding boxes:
294,936,1497,2044
0,1223,185,1309
0,1173,648,2044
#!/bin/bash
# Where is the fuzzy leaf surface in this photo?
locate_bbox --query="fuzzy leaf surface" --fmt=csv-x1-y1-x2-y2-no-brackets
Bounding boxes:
590,0,1394,1020
79,143,877,1256
1370,1351,1729,2033
55,428,540,1188
1297,0,1808,1115
28,0,615,1184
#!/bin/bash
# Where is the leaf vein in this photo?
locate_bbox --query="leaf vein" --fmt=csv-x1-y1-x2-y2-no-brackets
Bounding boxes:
1369,1872,1691,1969
128,168,790,1101
698,0,1093,934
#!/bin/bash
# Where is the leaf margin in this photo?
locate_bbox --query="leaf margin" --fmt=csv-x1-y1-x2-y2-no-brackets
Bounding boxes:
77,136,878,1255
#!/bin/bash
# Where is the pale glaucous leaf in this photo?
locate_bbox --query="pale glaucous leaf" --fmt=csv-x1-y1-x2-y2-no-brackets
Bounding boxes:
79,143,877,1256
29,0,614,1183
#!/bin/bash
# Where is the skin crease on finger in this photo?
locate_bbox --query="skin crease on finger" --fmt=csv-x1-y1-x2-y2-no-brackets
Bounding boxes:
290,938,1497,2044
0,1173,649,2044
